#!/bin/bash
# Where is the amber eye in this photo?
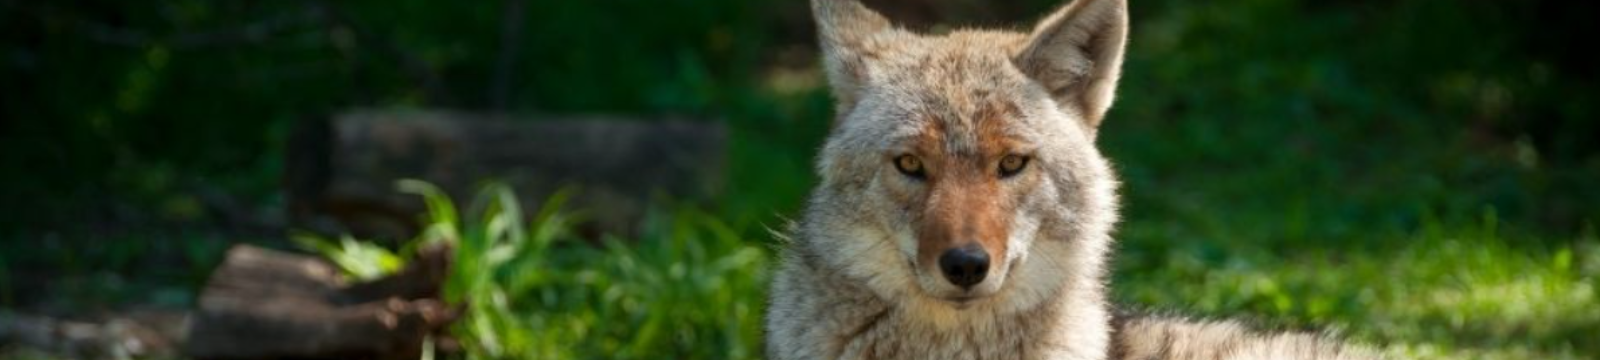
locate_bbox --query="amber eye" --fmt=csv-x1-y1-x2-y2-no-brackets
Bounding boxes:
999,155,1029,177
894,155,925,178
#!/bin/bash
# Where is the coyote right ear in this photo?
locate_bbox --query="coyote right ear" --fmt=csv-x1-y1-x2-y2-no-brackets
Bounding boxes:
812,0,891,117
1014,0,1128,132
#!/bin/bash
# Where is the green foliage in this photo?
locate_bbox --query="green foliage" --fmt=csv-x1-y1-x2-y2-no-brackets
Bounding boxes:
293,233,407,282
365,181,768,359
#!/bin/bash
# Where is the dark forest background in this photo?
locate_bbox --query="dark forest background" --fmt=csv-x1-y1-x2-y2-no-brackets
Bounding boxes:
3,0,1598,359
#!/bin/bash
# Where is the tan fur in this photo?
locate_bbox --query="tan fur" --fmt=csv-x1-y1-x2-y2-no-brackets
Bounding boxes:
767,0,1382,359
1113,316,1379,360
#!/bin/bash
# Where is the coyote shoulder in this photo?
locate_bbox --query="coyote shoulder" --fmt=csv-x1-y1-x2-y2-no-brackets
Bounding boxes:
764,0,1380,359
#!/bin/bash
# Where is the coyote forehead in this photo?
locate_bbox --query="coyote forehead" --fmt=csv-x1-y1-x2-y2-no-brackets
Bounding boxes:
819,28,1105,187
830,30,1086,148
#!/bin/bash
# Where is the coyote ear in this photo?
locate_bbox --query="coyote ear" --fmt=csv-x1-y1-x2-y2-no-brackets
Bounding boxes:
1013,0,1127,130
812,0,891,117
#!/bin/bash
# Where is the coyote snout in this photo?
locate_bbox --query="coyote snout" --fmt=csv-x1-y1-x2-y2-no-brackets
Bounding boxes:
905,147,1023,302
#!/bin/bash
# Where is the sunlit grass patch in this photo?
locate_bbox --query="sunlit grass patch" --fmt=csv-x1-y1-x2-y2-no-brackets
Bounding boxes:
301,181,770,360
1364,234,1600,360
1386,243,1598,338
1382,342,1591,360
1114,211,1600,360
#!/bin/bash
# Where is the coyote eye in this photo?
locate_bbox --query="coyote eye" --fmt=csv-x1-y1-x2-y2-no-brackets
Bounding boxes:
894,155,926,178
999,155,1029,177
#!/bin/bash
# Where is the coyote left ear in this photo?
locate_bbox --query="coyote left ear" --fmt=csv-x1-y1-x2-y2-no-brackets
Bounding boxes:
1013,0,1128,131
813,0,891,119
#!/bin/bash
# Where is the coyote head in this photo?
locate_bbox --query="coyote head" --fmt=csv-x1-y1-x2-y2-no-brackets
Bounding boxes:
801,0,1126,316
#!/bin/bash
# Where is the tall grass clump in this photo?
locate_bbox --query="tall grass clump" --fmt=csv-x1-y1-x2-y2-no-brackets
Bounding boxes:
301,180,769,360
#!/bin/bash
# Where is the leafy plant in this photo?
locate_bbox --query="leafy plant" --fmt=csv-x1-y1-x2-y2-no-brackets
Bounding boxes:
293,233,407,282
301,180,771,360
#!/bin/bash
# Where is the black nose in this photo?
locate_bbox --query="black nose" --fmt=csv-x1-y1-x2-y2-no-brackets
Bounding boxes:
938,244,990,290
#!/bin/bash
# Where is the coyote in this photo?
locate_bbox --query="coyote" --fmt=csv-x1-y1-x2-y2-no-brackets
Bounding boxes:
765,0,1378,359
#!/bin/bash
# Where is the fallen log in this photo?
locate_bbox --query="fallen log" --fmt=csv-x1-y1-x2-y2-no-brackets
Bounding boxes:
183,244,457,360
286,109,726,241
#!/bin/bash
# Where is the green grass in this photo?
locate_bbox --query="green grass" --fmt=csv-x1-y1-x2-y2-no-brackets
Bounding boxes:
303,181,769,360
1116,210,1600,359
